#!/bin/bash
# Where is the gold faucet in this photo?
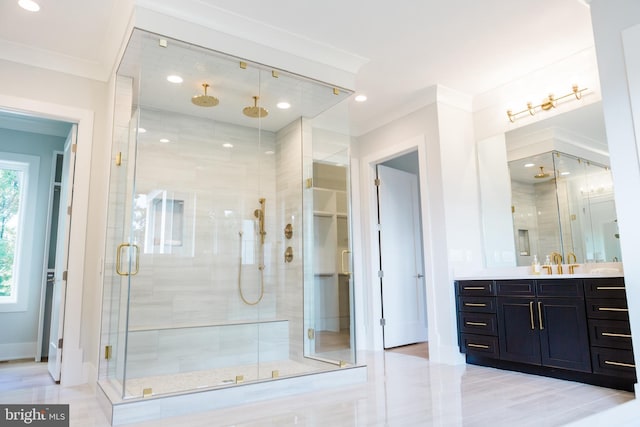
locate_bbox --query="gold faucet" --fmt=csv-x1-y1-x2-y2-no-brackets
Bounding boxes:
567,252,579,274
551,252,563,274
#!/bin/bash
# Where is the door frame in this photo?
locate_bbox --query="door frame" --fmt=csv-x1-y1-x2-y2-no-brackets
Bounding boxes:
358,134,434,352
0,93,94,386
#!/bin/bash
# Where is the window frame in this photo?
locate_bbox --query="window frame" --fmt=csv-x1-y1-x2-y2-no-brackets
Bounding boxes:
0,153,39,312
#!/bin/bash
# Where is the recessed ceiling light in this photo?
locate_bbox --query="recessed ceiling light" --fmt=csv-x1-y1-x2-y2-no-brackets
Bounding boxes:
138,128,147,134
265,150,275,155
159,138,170,143
560,171,571,176
355,94,367,102
276,102,291,109
524,163,535,168
167,75,183,84
223,143,233,148
18,0,40,12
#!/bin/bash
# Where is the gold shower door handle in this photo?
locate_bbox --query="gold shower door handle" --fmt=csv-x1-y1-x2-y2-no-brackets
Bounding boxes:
116,243,140,276
341,250,352,277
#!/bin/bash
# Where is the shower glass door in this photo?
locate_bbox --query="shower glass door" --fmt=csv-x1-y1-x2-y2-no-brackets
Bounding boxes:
304,110,356,366
99,28,356,400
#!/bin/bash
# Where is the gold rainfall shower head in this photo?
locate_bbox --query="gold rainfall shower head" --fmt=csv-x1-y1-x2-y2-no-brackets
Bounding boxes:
534,166,550,179
192,83,219,107
243,96,268,118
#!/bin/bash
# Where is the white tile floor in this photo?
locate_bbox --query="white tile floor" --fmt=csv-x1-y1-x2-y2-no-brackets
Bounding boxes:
0,349,635,426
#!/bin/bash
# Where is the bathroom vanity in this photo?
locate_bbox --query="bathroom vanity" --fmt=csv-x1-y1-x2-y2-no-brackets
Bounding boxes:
455,274,636,391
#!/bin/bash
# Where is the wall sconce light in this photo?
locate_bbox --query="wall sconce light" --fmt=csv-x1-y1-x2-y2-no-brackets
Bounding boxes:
507,84,587,122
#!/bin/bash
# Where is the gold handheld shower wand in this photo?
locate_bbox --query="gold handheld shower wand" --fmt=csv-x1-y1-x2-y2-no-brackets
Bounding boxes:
254,198,266,245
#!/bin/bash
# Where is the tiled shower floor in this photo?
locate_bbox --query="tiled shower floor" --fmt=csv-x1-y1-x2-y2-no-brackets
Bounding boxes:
121,358,342,398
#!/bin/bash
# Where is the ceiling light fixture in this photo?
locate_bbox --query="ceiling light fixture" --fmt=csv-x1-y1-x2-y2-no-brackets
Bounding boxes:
276,101,291,109
223,143,233,148
355,94,367,102
167,75,183,84
138,128,146,134
507,84,587,122
524,163,535,168
18,0,40,12
159,138,170,143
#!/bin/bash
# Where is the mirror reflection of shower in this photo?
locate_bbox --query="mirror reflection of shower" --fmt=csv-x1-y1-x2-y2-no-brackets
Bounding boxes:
238,198,266,305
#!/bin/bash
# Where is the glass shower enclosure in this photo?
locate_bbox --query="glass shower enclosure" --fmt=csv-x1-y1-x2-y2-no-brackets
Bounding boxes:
98,29,357,401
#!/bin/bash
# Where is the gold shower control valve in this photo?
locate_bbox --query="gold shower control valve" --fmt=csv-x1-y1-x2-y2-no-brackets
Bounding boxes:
284,246,293,263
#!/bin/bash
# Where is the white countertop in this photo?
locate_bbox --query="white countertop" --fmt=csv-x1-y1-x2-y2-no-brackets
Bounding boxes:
454,263,623,280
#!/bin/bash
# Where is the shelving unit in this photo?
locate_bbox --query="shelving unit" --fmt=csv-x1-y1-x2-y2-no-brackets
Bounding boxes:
313,187,349,332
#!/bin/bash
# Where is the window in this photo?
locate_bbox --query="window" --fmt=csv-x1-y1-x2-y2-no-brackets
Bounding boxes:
0,161,28,304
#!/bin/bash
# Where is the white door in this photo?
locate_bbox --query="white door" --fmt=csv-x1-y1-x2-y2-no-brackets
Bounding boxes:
377,164,427,348
48,124,77,382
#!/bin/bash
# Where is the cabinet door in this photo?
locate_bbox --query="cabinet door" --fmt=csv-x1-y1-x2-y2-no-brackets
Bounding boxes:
497,297,540,365
538,297,591,372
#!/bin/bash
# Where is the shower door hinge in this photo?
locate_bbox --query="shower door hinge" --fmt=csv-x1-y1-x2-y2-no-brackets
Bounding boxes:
62,271,67,281
307,328,315,339
58,338,63,349
374,178,381,186
306,178,313,188
71,144,77,153
380,318,386,326
378,270,384,278
115,152,122,166
67,205,72,215
104,345,112,360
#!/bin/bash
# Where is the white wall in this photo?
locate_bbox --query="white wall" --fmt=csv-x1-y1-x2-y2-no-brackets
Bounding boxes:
0,59,111,385
353,85,481,363
589,0,640,392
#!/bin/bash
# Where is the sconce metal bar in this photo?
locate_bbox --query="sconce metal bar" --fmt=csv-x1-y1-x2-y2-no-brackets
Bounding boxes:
507,84,587,123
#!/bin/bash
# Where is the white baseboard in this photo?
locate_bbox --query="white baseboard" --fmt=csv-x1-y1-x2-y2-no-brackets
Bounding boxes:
0,342,36,361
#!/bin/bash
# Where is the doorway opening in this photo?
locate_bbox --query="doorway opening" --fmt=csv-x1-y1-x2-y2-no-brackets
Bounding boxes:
375,151,428,352
0,110,76,384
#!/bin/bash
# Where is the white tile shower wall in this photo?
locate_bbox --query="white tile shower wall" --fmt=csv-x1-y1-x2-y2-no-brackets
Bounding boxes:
511,181,539,263
535,180,562,260
276,118,305,362
122,108,288,374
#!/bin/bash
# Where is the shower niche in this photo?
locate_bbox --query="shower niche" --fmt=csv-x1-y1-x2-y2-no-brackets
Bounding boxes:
98,29,362,424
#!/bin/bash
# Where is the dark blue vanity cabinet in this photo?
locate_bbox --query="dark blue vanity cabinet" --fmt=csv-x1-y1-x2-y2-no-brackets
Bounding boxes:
455,277,637,391
496,279,590,372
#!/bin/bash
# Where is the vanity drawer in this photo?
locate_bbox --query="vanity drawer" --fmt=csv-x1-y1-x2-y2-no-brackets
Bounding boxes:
457,280,495,296
591,347,637,379
589,319,633,350
586,298,629,321
536,279,583,298
496,280,535,297
459,312,497,336
458,296,496,313
460,333,499,358
584,278,626,299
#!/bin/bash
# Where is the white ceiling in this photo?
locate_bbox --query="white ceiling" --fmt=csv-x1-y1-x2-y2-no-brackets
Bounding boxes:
0,0,596,136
